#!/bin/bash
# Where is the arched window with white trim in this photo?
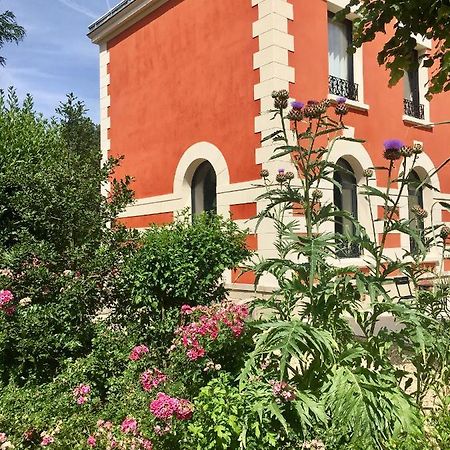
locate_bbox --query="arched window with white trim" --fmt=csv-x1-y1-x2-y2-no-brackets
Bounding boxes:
333,158,360,257
191,161,217,215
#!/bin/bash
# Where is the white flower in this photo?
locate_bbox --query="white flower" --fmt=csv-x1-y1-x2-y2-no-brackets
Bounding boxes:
19,297,31,307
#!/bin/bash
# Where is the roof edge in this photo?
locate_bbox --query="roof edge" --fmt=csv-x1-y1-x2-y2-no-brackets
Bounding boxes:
87,0,170,44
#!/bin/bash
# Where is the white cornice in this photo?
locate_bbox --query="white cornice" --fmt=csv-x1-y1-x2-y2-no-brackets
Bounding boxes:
88,0,170,45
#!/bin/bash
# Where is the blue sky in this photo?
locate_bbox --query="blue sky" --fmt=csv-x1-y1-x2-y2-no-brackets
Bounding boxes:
0,0,118,122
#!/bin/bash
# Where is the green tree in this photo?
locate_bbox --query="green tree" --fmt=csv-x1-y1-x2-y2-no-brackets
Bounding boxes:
0,88,134,382
339,0,450,97
0,88,133,253
0,9,25,66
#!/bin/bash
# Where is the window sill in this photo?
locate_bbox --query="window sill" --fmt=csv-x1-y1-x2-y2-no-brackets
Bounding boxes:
328,94,369,112
402,115,432,128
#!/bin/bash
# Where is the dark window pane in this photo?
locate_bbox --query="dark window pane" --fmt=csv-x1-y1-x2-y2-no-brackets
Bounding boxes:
191,161,217,215
334,158,360,257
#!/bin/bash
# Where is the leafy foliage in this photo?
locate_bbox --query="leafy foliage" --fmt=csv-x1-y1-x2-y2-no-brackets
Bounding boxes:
110,212,251,356
0,8,25,66
238,92,450,449
0,89,134,382
338,0,450,97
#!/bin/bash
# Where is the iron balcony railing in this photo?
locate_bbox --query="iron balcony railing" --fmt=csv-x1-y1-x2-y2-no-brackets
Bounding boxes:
328,75,359,101
404,98,425,120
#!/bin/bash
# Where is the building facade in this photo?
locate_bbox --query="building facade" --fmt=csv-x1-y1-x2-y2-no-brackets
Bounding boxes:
88,0,450,291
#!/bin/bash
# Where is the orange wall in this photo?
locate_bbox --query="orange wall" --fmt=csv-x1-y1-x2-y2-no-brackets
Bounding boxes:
107,0,260,199
290,0,450,191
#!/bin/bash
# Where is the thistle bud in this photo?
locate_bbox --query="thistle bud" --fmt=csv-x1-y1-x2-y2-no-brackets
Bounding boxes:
312,189,323,199
335,104,348,116
286,108,303,121
303,100,322,119
363,168,373,178
260,169,269,178
276,173,286,183
412,143,423,155
274,97,288,110
278,90,289,100
285,171,294,180
440,225,450,239
400,146,414,157
411,205,428,219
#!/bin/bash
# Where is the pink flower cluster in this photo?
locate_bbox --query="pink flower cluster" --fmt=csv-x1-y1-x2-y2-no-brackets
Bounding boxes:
121,417,138,435
41,435,54,446
140,368,167,392
269,380,296,402
149,392,193,421
88,418,153,449
73,383,91,405
176,302,249,360
0,433,7,443
0,289,15,316
129,344,149,361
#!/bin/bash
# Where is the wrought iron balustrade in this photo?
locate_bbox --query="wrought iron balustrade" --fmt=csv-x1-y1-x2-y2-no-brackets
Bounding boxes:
403,98,425,120
328,75,359,101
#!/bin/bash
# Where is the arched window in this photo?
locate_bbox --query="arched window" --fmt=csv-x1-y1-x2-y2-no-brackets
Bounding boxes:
408,170,424,253
191,161,217,215
333,158,360,257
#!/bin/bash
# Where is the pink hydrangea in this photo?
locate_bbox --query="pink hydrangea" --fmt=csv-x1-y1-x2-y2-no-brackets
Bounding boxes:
181,304,193,315
140,368,167,392
0,433,7,443
0,290,13,306
149,393,179,420
129,344,149,361
175,302,249,360
87,435,96,447
186,345,205,360
175,399,194,420
0,290,15,315
41,435,54,446
141,439,153,449
3,306,16,316
121,417,138,435
149,393,194,421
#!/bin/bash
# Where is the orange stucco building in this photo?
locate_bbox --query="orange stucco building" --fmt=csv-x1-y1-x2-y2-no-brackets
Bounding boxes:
88,0,450,290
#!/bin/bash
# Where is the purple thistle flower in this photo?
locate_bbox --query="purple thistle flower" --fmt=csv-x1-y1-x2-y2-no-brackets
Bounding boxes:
278,168,285,174
336,96,347,104
291,100,304,110
383,139,404,150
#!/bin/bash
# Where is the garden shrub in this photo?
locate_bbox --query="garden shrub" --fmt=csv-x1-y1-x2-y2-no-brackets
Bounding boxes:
110,212,251,355
0,89,134,383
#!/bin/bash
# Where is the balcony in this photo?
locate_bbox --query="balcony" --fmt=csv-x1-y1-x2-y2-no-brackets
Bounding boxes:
328,75,359,101
403,98,424,120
